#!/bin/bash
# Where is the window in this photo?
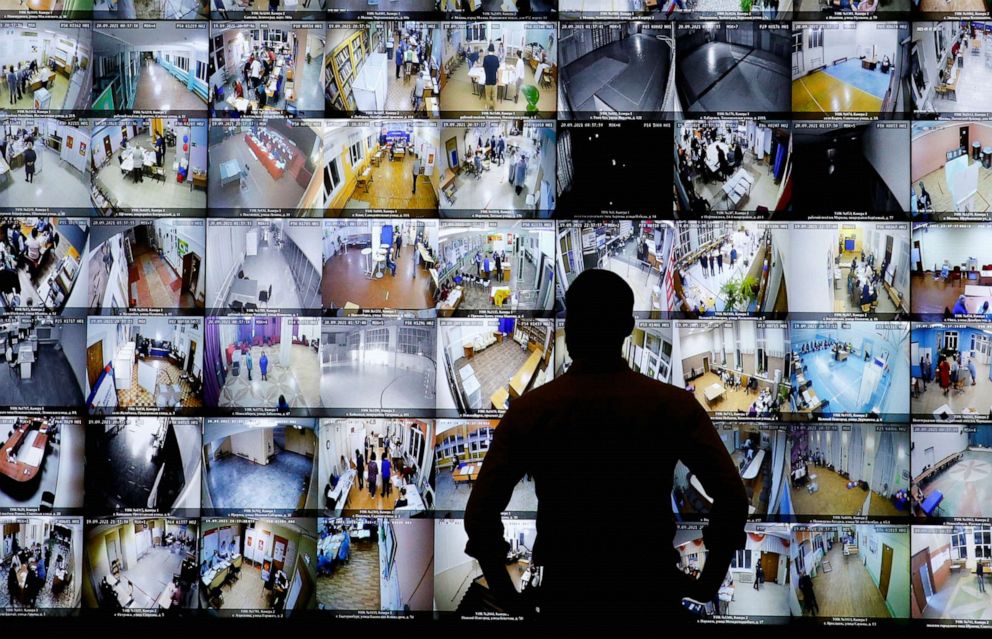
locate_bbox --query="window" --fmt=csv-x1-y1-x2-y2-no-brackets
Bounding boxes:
730,549,752,570
324,157,342,196
365,328,389,352
942,331,959,352
952,529,969,560
398,327,431,355
349,141,363,166
975,526,992,559
556,130,572,195
196,61,207,84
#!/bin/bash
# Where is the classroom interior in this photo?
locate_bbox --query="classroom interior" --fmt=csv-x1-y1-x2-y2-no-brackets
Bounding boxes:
438,318,552,413
557,124,671,213
911,325,992,419
321,122,440,212
321,220,438,311
203,316,321,410
434,419,536,513
95,0,209,19
557,22,671,117
90,119,208,215
0,120,91,212
911,224,992,317
0,316,86,407
785,222,910,317
442,22,557,115
325,23,442,116
319,320,436,411
0,23,91,112
792,22,909,114
912,525,992,620
202,418,317,515
440,122,555,215
912,122,992,217
318,418,434,514
207,120,321,212
793,123,910,214
787,425,910,519
673,424,787,519
83,519,198,611
198,519,315,613
85,317,204,412
789,322,910,417
0,417,83,513
675,22,790,115
436,222,554,315
912,22,992,116
675,121,792,215
85,417,201,515
791,525,910,618
0,517,83,610
86,220,205,311
911,427,992,518
209,25,325,116
672,222,785,316
0,217,89,313
676,320,789,418
92,24,208,113
207,219,321,312
434,518,536,614
674,524,792,618
556,221,676,316
316,518,433,612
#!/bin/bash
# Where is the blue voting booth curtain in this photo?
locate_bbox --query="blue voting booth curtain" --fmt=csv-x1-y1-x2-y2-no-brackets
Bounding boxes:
380,225,394,247
773,143,786,180
972,428,992,448
499,318,515,335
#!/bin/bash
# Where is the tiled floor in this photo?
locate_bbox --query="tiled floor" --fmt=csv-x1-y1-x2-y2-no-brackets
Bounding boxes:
0,345,84,407
932,46,992,114
205,437,312,512
914,359,992,415
0,71,72,110
134,58,208,112
561,33,669,113
451,340,529,408
208,131,309,210
225,240,313,310
832,254,899,315
316,534,379,611
727,580,790,617
92,132,207,212
918,450,992,518
113,546,186,609
130,244,182,308
679,44,789,113
0,539,80,609
344,153,438,211
116,357,203,409
321,243,434,309
320,357,435,410
678,236,763,312
441,134,542,212
435,466,536,513
921,563,992,620
1,144,90,209
454,255,537,309
219,344,321,409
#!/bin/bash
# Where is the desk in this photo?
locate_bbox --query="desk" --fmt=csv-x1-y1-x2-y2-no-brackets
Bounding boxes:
417,242,434,265
394,483,426,512
156,582,177,610
226,95,252,113
703,383,725,404
491,386,509,410
741,449,765,480
356,167,372,193
454,462,482,482
219,160,241,186
17,342,34,378
966,284,992,298
230,278,259,304
509,349,542,398
862,57,878,71
326,469,355,510
0,420,48,482
704,141,732,173
245,133,287,180
921,490,943,516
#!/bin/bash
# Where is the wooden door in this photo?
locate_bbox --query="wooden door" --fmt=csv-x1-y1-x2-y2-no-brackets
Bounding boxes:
879,543,894,600
102,135,113,161
87,340,105,389
761,551,780,584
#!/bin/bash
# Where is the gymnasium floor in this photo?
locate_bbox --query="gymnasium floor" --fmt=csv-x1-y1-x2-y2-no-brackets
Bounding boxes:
793,348,895,414
678,43,790,113
793,59,890,113
918,449,992,518
560,33,670,113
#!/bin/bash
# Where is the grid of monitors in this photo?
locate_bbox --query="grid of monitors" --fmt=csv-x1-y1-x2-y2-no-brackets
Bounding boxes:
0,0,989,630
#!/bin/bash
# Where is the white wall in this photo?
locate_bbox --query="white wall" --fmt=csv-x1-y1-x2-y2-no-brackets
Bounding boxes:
910,428,968,476
206,223,249,309
863,125,910,211
784,228,836,312
914,225,992,271
862,527,910,618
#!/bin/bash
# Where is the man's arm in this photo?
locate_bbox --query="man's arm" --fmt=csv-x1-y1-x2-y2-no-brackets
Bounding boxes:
463,405,529,607
676,399,749,601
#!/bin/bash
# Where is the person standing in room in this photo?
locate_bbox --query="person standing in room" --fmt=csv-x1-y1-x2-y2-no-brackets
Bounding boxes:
367,452,378,499
514,55,525,103
245,348,253,381
514,154,527,196
22,142,36,184
6,67,16,106
497,135,506,165
968,353,978,386
412,154,421,194
395,40,404,80
355,449,365,490
716,251,723,273
798,572,818,614
483,44,500,111
753,562,764,590
494,252,502,282
708,252,715,277
938,355,951,396
979,560,986,593
259,351,268,381
730,246,738,267
250,55,263,89
463,269,749,621
381,454,392,498
155,134,165,167
475,250,482,276
920,352,929,391
699,253,709,278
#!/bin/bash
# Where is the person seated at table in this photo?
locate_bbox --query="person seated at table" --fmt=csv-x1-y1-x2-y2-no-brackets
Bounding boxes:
860,283,874,307
953,294,969,315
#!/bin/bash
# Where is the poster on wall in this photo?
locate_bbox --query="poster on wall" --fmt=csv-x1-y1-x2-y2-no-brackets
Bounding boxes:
178,239,189,257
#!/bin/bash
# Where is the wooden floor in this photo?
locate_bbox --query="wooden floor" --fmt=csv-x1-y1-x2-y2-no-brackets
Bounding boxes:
346,153,439,211
911,273,969,315
690,371,775,414
320,243,434,310
790,464,903,518
342,440,402,510
809,545,891,618
792,73,882,113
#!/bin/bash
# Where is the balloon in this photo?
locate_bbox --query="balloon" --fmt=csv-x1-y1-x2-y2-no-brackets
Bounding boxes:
183,135,189,143
183,143,189,152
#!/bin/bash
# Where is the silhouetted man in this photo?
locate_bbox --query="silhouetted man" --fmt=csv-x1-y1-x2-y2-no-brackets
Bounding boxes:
464,269,749,621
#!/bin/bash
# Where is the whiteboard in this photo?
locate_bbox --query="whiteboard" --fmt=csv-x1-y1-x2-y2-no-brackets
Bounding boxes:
138,360,157,394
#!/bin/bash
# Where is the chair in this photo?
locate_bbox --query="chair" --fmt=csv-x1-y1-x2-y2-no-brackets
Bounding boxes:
229,300,244,312
39,491,55,512
259,284,272,307
244,302,257,311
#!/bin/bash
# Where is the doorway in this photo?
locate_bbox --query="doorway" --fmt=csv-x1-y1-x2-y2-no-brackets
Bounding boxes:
761,551,781,585
961,126,970,154
182,252,201,298
87,340,105,390
102,135,113,162
879,543,894,600
187,341,197,374
703,356,710,373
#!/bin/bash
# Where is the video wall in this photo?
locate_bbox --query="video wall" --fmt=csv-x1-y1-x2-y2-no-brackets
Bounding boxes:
0,0,990,629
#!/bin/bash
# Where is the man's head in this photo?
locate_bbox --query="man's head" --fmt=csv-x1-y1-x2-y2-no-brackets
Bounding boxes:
565,269,634,362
